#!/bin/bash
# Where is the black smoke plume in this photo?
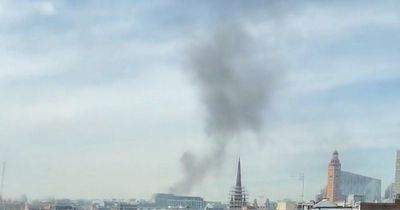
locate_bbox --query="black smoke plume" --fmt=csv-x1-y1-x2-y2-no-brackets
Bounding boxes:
170,24,277,194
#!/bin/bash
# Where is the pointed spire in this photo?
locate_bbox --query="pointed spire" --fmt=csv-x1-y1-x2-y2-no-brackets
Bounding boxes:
236,157,242,188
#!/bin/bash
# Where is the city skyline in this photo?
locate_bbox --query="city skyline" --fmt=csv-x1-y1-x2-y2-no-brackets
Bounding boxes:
1,0,400,202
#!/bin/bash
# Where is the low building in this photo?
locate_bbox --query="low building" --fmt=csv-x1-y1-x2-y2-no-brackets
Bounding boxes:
204,202,226,210
93,201,137,210
0,201,25,210
276,200,296,210
153,193,204,210
346,194,364,206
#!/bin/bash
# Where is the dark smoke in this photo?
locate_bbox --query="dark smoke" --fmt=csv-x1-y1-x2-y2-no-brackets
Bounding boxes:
170,24,277,194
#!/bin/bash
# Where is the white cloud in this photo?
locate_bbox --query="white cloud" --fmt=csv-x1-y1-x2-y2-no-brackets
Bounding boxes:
0,0,56,24
34,1,56,16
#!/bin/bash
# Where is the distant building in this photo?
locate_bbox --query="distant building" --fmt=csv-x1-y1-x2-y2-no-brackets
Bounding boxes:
276,200,296,210
324,150,382,202
26,201,79,210
153,193,204,210
384,183,396,200
112,203,137,210
93,201,137,210
52,204,77,210
264,199,271,210
326,150,341,202
0,201,25,210
228,158,247,210
312,199,339,210
27,203,52,210
254,198,273,210
204,202,226,210
311,196,400,210
346,194,364,206
395,150,400,195
359,197,400,210
341,171,381,202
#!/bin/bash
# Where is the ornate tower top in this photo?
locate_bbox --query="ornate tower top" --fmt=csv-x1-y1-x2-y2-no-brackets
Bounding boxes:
330,150,341,166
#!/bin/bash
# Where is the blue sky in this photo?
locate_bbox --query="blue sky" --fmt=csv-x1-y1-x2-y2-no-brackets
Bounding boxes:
0,0,399,202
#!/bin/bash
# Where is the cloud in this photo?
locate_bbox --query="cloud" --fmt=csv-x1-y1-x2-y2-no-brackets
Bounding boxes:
0,0,56,24
34,1,56,16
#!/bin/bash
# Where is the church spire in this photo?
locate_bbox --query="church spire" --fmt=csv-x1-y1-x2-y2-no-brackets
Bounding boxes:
236,157,242,188
229,157,247,210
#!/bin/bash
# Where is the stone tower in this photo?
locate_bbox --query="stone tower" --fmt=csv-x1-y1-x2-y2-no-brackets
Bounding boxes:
326,150,341,202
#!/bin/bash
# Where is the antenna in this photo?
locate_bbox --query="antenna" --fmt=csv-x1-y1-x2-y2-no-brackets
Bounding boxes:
290,172,305,202
299,172,304,203
0,162,5,200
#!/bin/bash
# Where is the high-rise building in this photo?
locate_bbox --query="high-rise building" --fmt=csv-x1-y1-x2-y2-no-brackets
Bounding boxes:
228,158,247,210
395,150,400,195
326,150,341,202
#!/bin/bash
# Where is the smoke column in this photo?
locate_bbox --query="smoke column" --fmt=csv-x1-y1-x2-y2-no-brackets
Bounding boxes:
170,24,277,194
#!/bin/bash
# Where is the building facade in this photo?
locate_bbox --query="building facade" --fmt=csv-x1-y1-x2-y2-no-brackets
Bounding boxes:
340,171,381,202
326,150,341,202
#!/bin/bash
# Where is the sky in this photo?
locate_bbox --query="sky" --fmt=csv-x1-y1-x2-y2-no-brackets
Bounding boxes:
0,0,400,202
